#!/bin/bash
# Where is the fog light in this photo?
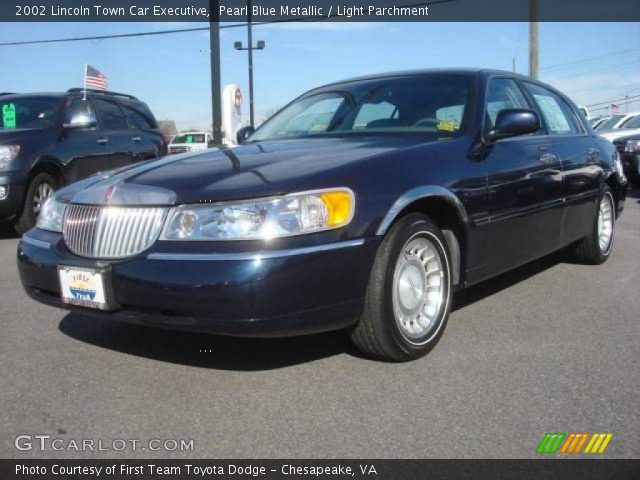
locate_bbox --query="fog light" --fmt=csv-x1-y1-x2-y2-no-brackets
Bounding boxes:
0,185,7,200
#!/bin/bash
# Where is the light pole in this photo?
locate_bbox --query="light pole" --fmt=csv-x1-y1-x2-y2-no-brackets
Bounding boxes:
209,3,222,144
234,0,265,127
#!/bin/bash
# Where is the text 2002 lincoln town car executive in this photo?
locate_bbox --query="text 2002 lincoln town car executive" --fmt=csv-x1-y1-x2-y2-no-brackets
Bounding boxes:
18,70,628,361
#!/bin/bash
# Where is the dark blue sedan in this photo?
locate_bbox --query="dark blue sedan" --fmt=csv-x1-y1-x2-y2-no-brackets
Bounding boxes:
17,69,628,361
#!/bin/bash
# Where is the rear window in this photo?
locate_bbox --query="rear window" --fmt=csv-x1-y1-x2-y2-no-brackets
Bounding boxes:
1,97,60,129
597,115,624,130
621,115,640,129
123,104,157,130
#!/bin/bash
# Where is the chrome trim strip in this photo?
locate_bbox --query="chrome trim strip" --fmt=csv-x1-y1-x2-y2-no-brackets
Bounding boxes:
376,186,469,235
147,238,366,261
21,235,51,250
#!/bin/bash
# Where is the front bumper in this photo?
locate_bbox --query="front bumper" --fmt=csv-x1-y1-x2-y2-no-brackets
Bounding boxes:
0,171,27,219
17,229,380,337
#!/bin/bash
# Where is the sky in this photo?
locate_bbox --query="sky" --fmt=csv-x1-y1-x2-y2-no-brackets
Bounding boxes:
0,21,638,130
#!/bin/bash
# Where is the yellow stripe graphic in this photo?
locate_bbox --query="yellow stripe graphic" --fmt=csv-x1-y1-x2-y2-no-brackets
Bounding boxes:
584,434,599,453
598,433,613,453
590,433,606,453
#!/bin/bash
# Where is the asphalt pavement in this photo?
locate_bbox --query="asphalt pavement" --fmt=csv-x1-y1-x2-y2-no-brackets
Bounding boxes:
1,188,639,459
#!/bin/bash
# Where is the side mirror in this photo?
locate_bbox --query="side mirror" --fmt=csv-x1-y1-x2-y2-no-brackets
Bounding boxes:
487,109,540,142
63,112,97,130
236,126,255,144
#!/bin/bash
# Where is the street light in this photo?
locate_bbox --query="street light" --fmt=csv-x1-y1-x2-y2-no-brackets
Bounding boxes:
234,1,266,128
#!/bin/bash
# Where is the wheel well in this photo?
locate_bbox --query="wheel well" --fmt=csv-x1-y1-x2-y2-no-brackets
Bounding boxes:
389,196,466,286
29,161,64,188
605,174,622,218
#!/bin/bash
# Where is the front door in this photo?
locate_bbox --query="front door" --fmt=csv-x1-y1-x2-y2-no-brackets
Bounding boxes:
481,77,564,277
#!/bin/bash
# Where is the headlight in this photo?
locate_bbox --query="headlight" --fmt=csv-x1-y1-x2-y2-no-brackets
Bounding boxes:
36,196,67,233
625,139,640,153
0,145,20,170
161,188,355,241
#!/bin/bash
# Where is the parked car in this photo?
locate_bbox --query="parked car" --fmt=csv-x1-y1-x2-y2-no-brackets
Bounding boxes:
17,69,627,361
168,131,216,154
612,132,640,186
595,111,639,131
597,113,640,142
0,89,167,233
590,116,610,129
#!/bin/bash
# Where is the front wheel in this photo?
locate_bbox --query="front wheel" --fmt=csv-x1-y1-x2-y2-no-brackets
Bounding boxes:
351,213,452,362
15,173,56,235
568,186,616,265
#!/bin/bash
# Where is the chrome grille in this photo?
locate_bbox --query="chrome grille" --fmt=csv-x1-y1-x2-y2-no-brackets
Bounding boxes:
169,146,188,154
63,205,167,259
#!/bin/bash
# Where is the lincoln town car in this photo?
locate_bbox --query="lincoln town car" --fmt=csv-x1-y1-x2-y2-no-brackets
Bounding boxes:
17,69,628,361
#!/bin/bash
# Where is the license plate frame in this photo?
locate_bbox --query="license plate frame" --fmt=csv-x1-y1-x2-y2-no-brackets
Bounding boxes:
58,265,112,311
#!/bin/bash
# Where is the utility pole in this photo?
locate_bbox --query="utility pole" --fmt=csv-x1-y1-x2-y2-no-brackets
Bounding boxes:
209,0,222,144
512,57,516,73
529,0,539,79
234,0,265,127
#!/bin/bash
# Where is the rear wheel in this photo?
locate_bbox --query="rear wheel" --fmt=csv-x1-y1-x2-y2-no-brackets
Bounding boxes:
15,172,56,235
351,213,452,362
568,186,615,265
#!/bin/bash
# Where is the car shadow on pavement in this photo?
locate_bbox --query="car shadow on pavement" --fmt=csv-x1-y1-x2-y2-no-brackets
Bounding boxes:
58,313,356,371
452,251,563,311
0,222,19,239
58,251,564,370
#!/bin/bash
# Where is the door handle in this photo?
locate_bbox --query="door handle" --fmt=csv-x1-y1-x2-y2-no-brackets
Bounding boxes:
97,137,108,145
131,136,142,142
539,152,558,164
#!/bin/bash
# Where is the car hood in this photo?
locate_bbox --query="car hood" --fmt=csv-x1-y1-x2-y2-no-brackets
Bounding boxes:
57,136,434,206
598,128,640,141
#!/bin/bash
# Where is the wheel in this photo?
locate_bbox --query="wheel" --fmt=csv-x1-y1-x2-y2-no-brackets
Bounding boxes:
15,172,56,235
351,213,452,361
568,186,615,265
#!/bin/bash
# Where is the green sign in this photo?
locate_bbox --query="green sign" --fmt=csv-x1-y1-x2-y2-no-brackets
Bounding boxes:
2,103,16,129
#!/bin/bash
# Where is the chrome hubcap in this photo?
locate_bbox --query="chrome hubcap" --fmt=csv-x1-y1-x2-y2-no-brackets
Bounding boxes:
33,182,53,217
597,194,613,253
392,236,445,342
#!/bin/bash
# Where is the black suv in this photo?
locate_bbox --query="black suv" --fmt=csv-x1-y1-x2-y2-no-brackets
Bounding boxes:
0,89,167,233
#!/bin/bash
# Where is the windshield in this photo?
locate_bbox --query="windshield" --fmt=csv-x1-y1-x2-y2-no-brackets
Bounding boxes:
596,115,624,130
250,74,474,142
0,97,60,129
172,133,206,144
621,115,640,129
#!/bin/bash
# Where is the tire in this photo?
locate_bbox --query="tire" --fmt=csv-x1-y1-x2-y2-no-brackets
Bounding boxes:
351,213,453,362
568,186,616,265
627,171,640,188
15,172,56,235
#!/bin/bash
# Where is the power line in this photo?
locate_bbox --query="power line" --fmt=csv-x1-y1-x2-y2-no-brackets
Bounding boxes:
540,48,638,71
587,94,640,108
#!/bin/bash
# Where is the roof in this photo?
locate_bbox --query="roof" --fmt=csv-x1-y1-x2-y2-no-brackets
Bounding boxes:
316,68,532,89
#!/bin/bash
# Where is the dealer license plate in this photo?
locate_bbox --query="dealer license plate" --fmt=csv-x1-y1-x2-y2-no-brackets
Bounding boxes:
59,266,109,310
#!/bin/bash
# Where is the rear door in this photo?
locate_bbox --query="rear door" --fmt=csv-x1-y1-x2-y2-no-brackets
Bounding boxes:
121,103,161,162
481,77,564,276
521,81,601,245
92,97,134,170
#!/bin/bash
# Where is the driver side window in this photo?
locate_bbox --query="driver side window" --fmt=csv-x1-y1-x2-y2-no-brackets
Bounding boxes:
485,78,530,131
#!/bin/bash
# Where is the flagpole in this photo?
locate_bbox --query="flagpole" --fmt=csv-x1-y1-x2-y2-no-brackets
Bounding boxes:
83,64,87,100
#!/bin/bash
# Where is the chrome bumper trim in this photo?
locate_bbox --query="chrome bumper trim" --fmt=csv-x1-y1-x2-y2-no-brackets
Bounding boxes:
21,235,51,250
147,238,366,261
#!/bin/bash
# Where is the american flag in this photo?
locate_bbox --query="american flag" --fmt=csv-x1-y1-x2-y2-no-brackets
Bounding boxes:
611,104,620,114
85,65,108,90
